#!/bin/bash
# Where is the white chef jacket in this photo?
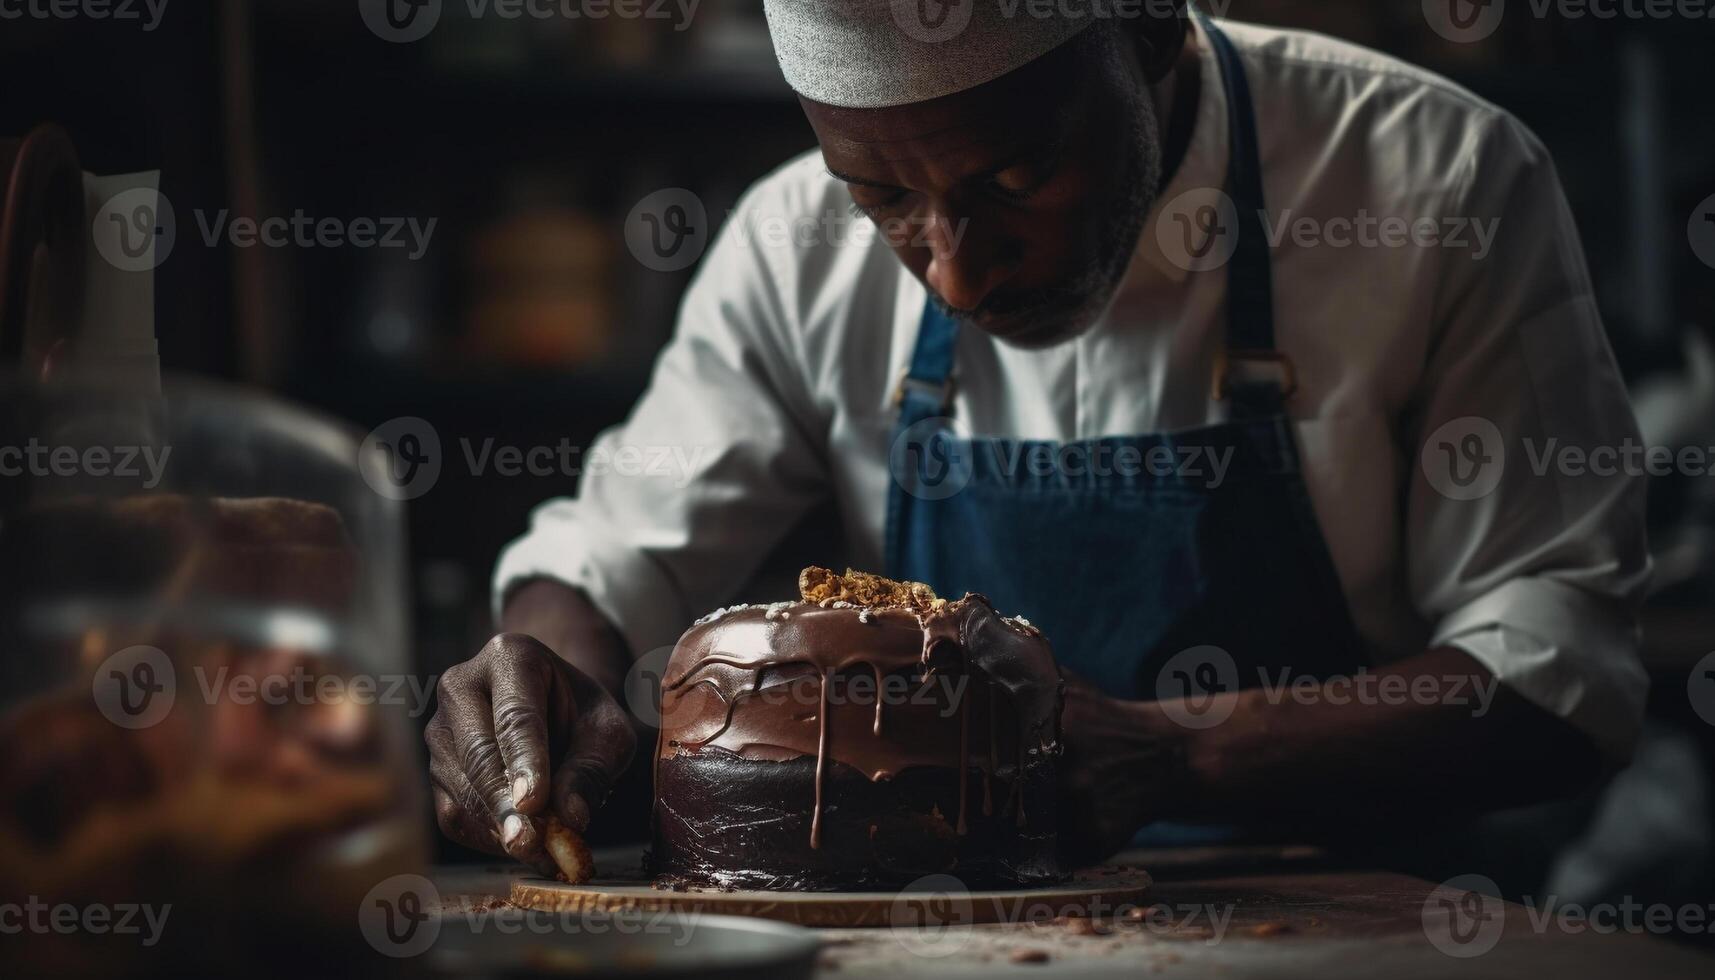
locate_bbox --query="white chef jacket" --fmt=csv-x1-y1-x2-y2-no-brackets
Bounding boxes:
496,19,1651,760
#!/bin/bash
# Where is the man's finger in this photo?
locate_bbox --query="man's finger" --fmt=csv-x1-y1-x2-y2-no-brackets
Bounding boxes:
427,721,502,854
551,689,637,832
440,662,543,864
485,634,564,816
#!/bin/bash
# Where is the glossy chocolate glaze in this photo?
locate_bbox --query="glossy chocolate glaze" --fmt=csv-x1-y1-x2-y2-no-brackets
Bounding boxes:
651,593,1063,889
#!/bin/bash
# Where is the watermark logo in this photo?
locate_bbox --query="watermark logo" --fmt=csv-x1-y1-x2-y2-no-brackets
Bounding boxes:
360,420,709,500
359,0,442,42
359,874,442,957
359,416,443,501
889,416,975,501
1422,874,1506,957
1154,645,1239,729
1690,193,1715,271
1421,416,1505,501
624,646,675,728
92,645,176,730
93,187,176,272
889,874,975,957
1424,0,1506,43
1689,651,1715,727
892,0,975,43
1155,187,1239,273
625,188,709,273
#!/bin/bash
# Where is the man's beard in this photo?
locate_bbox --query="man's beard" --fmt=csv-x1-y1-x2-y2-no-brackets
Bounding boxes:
936,93,1165,349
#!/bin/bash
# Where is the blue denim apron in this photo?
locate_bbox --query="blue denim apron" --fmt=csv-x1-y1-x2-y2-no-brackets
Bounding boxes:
885,16,1365,719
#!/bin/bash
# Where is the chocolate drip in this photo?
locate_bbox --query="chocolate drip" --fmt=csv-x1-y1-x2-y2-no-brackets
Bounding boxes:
983,682,996,817
811,667,830,849
871,662,884,736
956,686,969,836
1015,738,1027,828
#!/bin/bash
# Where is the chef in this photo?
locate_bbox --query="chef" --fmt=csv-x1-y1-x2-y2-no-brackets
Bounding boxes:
425,1,1649,873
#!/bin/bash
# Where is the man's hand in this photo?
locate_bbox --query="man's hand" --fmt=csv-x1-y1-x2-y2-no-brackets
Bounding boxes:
424,633,636,877
1056,671,1187,867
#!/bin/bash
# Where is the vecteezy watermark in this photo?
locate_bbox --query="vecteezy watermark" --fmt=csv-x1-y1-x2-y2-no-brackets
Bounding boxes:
0,0,169,29
890,418,1236,502
1156,186,1240,273
1423,0,1508,43
625,188,709,273
1156,187,1501,273
190,663,440,718
887,873,1234,958
1259,210,1500,260
93,645,442,729
358,873,699,958
1420,416,1506,501
191,209,436,261
1690,193,1715,271
637,641,979,730
889,874,975,957
360,874,442,957
0,897,172,947
0,439,172,489
1422,875,1507,957
890,0,1235,44
92,645,177,730
92,190,436,271
1256,668,1501,717
623,191,976,273
622,646,674,728
1425,873,1715,957
92,186,176,273
359,416,442,501
1426,0,1715,43
729,208,973,256
1689,651,1715,727
1154,645,1240,729
361,0,702,43
1152,646,1504,730
358,417,710,501
1421,418,1715,501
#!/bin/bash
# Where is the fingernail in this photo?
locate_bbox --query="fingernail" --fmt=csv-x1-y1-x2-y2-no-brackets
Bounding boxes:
563,794,592,833
502,813,525,847
512,775,531,806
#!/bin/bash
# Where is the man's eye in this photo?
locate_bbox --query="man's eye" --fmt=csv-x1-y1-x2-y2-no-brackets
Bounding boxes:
848,190,906,218
991,166,1037,194
987,166,1044,203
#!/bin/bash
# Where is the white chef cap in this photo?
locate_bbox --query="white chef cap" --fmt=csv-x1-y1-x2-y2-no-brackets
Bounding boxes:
763,0,1099,109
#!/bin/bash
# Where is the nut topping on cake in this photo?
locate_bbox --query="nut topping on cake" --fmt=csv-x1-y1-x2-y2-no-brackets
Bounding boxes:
798,566,943,612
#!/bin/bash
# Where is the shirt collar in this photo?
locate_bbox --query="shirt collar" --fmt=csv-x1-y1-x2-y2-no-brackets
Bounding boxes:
1124,16,1232,289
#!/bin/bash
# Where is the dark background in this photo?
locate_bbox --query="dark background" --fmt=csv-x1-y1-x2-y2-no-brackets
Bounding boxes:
4,0,1715,939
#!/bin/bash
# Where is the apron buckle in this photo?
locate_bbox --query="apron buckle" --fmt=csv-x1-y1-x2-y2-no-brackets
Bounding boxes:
891,368,956,412
1212,349,1298,401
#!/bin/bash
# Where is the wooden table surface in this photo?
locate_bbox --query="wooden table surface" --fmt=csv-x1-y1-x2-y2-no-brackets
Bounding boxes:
432,846,1715,978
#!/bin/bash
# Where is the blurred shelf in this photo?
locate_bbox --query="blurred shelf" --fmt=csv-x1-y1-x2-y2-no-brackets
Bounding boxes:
425,60,793,104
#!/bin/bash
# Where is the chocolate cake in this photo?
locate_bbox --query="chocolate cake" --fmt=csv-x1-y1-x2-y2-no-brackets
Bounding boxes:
651,568,1064,891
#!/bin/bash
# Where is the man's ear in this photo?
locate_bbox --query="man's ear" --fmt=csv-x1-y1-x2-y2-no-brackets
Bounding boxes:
1133,2,1191,83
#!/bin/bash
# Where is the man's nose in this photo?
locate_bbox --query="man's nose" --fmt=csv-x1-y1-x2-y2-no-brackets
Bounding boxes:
921,211,1017,313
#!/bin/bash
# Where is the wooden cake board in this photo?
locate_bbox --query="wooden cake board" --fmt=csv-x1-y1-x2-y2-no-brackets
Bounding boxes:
510,868,1153,928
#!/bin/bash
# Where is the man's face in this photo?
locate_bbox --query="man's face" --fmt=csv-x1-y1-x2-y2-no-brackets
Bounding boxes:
803,27,1163,349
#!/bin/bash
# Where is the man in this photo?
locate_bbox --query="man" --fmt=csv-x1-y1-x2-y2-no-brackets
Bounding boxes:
426,1,1648,875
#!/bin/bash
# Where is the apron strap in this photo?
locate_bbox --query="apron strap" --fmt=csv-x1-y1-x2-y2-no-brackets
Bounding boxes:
894,300,960,426
1196,8,1290,419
